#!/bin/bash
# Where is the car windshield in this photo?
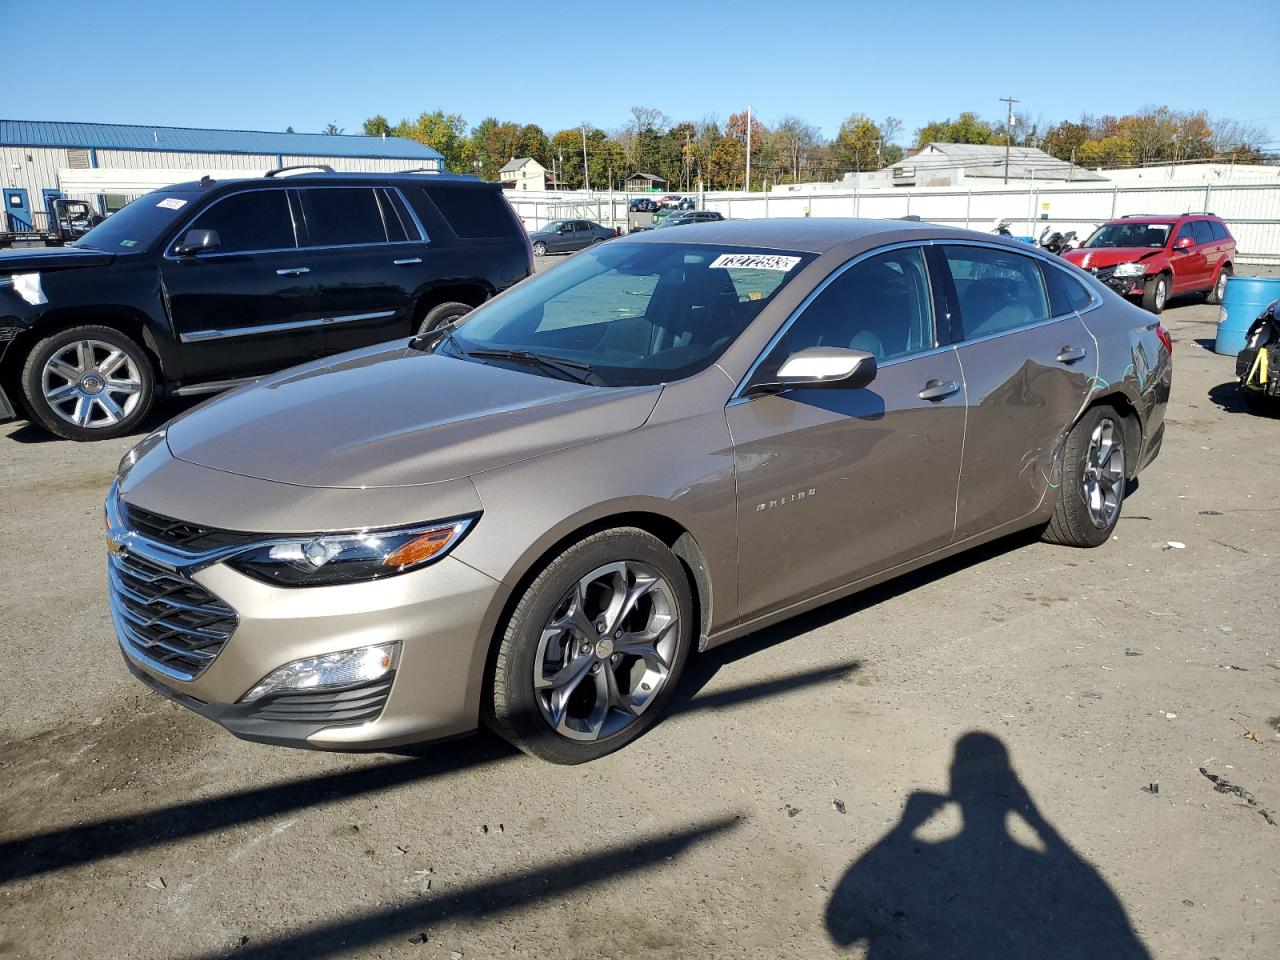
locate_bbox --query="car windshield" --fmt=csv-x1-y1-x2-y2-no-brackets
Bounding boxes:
542,221,568,233
1082,222,1172,249
446,242,815,387
73,190,201,251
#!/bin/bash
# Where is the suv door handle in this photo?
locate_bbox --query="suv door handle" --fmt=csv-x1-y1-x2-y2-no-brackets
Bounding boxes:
276,266,311,276
1057,345,1087,364
918,379,960,402
393,257,422,266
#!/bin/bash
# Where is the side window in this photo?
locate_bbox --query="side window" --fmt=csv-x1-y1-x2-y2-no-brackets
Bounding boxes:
1042,263,1095,316
422,186,515,238
181,190,295,254
942,245,1050,339
1209,220,1230,241
303,188,387,246
376,189,411,243
1192,220,1214,245
760,247,935,371
1174,222,1195,248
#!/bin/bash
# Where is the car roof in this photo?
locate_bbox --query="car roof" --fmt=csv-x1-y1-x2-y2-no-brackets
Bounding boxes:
159,172,495,193
619,217,953,253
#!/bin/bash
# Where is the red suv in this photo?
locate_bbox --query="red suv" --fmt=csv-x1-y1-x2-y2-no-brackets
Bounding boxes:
1063,214,1235,314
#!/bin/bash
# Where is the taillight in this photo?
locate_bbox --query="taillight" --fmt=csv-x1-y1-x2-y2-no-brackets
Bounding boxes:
1155,324,1172,353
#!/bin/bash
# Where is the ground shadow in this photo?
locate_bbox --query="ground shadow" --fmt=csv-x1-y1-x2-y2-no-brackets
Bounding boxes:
3,396,199,444
825,731,1151,959
1207,379,1250,414
1192,337,1219,353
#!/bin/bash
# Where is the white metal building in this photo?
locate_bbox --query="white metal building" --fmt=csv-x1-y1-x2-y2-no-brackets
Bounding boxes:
1,119,443,233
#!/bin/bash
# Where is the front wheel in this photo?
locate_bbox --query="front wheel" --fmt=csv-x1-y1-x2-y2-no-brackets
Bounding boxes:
1141,274,1169,314
21,325,155,441
489,528,694,764
1042,405,1127,547
532,241,548,257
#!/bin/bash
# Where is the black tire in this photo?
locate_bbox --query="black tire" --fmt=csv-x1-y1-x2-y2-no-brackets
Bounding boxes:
1141,274,1169,314
489,527,694,764
1242,388,1280,417
1042,405,1127,548
532,241,548,257
21,324,155,441
1207,264,1232,305
416,301,472,336
592,236,606,245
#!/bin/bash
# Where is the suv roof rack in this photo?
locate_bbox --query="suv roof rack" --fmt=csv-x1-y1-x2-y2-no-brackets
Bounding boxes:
264,164,335,178
398,167,441,175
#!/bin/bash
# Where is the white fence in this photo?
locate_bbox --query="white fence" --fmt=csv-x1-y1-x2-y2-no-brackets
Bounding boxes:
506,181,1280,264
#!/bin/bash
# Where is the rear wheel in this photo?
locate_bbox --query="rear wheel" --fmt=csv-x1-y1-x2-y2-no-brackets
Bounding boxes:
489,528,694,764
21,325,154,441
415,300,472,336
1141,274,1169,314
1207,264,1231,305
1042,405,1126,548
532,241,548,257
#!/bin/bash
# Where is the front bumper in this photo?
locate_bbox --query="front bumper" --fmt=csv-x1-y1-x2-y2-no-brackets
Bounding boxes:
1092,268,1148,298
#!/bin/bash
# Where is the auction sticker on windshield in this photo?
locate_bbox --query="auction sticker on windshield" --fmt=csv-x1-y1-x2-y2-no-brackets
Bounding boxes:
710,253,801,272
155,198,188,210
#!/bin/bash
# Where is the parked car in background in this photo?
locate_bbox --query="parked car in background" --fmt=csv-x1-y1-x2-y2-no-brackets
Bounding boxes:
1063,214,1235,314
529,219,615,255
107,218,1170,764
654,210,725,229
628,198,658,213
0,169,530,440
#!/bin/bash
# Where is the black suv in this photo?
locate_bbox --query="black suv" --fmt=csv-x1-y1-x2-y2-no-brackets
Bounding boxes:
0,168,532,440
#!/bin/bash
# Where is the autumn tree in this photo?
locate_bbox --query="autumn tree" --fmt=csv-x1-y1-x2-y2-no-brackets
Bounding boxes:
393,111,469,172
362,115,392,137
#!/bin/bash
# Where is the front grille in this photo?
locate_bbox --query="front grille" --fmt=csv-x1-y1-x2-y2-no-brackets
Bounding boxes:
248,677,394,726
1090,265,1117,282
122,502,257,553
108,550,238,679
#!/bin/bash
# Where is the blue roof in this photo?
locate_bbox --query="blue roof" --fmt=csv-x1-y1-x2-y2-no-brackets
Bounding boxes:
0,119,442,162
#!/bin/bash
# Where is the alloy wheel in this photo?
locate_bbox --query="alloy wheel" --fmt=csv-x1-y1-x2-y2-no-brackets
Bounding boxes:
533,560,679,741
1216,271,1228,301
41,339,143,429
1154,279,1167,311
1082,417,1124,529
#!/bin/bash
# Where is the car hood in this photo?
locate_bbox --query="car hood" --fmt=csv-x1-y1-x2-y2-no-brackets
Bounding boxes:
0,245,115,271
1063,247,1163,269
165,344,663,489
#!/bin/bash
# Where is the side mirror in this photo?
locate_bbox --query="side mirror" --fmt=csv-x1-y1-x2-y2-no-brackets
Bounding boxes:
1174,235,1194,251
747,347,877,395
174,228,220,256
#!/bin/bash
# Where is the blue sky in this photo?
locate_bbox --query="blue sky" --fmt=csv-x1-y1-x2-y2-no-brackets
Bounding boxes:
9,0,1279,146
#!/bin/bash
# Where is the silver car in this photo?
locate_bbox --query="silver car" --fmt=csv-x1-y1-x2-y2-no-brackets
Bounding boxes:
107,219,1171,763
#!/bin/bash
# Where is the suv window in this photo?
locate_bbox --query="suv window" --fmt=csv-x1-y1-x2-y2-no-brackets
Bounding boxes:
943,245,1050,339
421,186,514,238
1209,220,1230,241
303,188,387,246
1191,220,1215,245
182,190,296,254
1042,263,1094,316
1174,222,1196,247
762,247,934,365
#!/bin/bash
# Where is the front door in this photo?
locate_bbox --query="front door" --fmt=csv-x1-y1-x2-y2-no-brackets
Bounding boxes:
729,245,966,623
160,188,323,383
3,188,31,232
1170,222,1208,293
296,185,419,356
938,243,1097,541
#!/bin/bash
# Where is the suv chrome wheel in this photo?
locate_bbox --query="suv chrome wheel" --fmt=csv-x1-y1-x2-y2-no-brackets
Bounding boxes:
533,560,678,741
1082,418,1124,529
42,339,143,429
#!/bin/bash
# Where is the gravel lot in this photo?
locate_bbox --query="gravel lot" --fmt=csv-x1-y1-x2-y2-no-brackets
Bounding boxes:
2,259,1278,959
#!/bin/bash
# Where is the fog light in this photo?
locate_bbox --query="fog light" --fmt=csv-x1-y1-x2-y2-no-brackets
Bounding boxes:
241,642,401,702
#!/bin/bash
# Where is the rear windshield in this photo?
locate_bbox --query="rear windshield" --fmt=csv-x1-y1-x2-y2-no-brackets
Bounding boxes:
73,191,200,251
448,242,815,387
1082,222,1171,249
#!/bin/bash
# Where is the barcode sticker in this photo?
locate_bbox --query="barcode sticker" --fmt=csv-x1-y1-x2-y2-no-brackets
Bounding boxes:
710,253,801,272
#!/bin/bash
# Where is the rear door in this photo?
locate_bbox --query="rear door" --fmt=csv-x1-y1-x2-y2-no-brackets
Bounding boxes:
160,188,323,382
299,185,422,355
728,244,966,622
938,243,1097,541
1191,220,1218,286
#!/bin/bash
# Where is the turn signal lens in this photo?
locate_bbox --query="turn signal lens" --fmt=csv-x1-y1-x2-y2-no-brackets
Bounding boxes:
382,526,460,569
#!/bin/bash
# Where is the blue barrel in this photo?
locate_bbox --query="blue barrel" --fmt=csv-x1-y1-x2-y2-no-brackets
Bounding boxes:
1216,276,1280,356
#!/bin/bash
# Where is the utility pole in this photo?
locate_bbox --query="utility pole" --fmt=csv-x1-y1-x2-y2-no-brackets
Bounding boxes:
999,95,1020,184
581,125,590,194
745,104,752,192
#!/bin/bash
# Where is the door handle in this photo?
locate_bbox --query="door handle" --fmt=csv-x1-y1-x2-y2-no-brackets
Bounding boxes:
1056,345,1087,364
393,257,422,266
276,266,310,276
918,379,960,402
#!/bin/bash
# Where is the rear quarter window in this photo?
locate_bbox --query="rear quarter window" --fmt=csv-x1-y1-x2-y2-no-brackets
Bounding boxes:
1210,220,1231,241
416,186,516,239
1042,263,1095,315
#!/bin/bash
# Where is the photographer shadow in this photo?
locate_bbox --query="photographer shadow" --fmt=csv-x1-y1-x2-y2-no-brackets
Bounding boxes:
825,732,1151,959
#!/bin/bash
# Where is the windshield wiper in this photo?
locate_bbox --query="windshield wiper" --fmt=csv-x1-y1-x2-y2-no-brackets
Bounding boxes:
465,348,600,385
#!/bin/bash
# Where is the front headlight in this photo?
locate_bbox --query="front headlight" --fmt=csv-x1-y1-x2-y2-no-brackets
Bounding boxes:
226,516,477,587
116,428,167,485
1113,262,1147,278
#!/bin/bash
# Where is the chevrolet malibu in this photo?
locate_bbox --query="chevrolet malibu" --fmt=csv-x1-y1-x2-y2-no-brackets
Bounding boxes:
107,219,1171,764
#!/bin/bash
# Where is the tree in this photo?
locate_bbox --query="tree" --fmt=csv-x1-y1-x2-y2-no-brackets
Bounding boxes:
879,117,905,165
1043,121,1091,162
725,112,769,188
393,111,469,173
914,112,994,147
834,114,884,172
362,115,392,137
322,122,344,136
773,115,821,183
